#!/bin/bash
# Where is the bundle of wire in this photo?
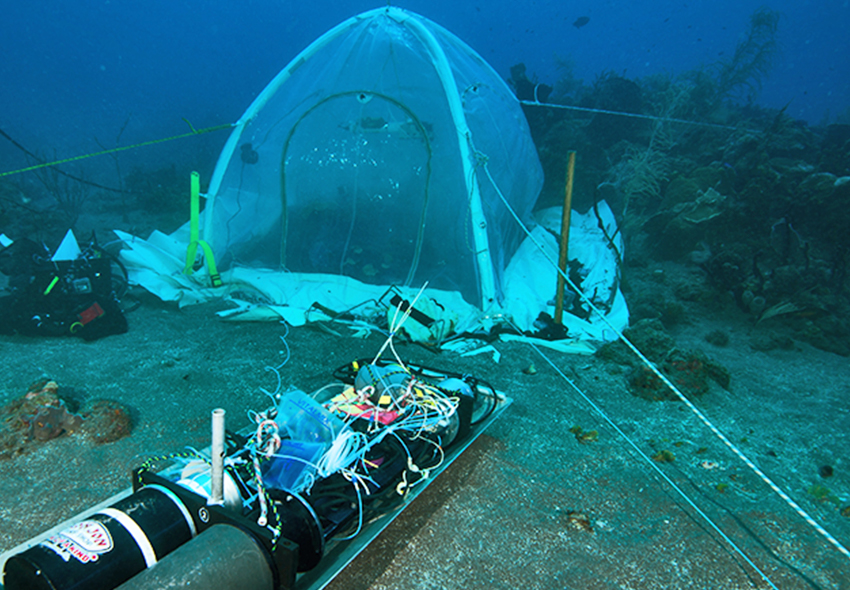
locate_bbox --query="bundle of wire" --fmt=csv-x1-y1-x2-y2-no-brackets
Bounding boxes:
238,358,458,542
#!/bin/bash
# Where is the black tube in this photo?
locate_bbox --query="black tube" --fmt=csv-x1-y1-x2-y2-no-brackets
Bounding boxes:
3,486,194,590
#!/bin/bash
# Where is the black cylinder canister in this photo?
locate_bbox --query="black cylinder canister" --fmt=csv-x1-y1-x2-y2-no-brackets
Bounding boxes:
3,485,196,590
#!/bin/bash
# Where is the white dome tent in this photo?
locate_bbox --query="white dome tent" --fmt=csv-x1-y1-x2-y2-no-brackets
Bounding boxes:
117,6,627,347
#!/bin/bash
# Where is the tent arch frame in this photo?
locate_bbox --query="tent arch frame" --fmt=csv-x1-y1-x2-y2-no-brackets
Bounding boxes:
278,89,434,287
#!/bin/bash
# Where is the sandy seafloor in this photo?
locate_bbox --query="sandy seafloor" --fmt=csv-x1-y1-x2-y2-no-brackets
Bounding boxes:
0,270,849,590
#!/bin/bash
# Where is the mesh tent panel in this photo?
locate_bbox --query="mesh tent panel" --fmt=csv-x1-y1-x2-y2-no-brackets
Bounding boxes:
204,7,542,306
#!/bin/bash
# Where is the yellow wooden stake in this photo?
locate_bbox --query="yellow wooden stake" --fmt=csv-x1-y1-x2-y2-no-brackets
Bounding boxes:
554,151,576,325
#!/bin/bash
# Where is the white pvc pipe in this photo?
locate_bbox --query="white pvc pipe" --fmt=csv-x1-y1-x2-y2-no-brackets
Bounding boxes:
209,408,226,506
403,12,497,309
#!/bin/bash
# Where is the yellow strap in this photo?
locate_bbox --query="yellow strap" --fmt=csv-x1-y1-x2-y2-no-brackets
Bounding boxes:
183,171,223,288
183,171,201,274
197,240,222,288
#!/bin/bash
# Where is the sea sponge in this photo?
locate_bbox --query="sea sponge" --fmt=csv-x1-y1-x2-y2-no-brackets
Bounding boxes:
82,399,132,444
652,450,675,463
29,402,83,442
628,349,731,400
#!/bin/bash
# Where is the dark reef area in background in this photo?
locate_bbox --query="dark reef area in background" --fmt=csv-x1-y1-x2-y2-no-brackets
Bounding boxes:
512,6,850,357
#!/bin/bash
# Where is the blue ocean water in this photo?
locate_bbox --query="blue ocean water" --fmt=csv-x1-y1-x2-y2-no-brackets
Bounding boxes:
1,0,847,173
0,3,849,588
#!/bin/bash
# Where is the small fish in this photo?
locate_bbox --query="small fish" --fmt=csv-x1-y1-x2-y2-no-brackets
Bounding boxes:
573,16,590,29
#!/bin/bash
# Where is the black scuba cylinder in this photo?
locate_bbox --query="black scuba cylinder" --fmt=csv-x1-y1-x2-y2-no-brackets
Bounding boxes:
2,485,195,590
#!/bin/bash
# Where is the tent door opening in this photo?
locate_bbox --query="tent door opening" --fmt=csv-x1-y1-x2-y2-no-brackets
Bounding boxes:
280,91,433,288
